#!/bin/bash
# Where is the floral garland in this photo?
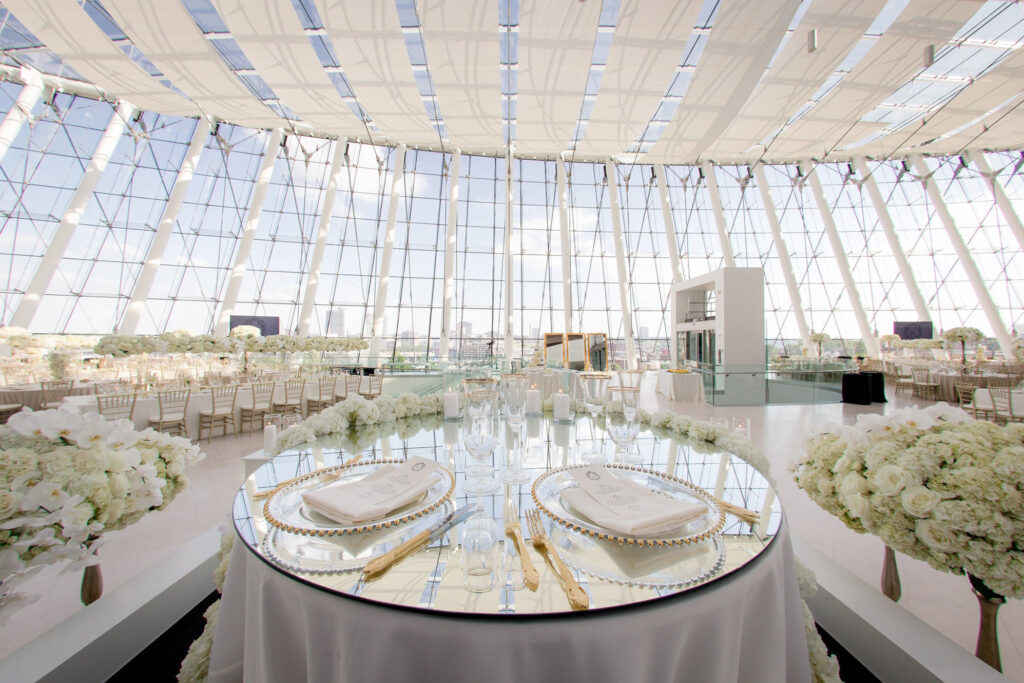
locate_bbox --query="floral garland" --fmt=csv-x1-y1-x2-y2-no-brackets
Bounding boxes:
93,333,369,357
895,338,944,350
793,403,1024,599
0,406,203,617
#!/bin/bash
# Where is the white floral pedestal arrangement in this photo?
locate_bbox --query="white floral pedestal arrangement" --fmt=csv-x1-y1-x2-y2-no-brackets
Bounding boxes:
793,404,1024,671
0,406,203,613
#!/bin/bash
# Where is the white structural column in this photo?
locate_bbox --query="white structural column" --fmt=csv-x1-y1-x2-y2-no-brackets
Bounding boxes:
752,162,812,350
214,128,284,336
910,154,1015,357
701,161,736,268
368,144,406,362
852,157,931,322
653,164,683,283
606,160,637,370
967,150,1024,252
503,146,515,355
0,68,45,167
439,149,461,362
800,160,881,358
297,139,347,336
556,156,572,334
10,100,136,329
119,117,211,334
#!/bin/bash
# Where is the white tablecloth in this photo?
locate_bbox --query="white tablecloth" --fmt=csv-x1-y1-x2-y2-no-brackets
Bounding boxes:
655,371,705,402
208,522,809,683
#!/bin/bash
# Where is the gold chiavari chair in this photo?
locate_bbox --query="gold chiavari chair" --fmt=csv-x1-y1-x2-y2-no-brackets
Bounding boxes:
199,385,239,440
272,379,305,418
306,376,337,415
40,380,74,409
149,388,190,438
911,368,938,401
333,373,350,403
96,392,137,421
240,382,275,435
359,375,383,400
0,402,23,423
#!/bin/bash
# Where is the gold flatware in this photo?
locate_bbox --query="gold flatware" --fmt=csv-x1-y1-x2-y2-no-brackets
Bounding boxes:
525,508,589,610
364,504,479,580
714,498,759,525
505,503,539,591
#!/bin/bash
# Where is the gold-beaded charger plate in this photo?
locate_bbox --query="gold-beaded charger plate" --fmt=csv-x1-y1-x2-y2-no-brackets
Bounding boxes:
263,459,455,536
531,464,725,547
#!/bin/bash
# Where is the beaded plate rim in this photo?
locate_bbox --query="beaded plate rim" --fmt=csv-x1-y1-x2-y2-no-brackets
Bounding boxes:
262,459,455,537
530,463,726,548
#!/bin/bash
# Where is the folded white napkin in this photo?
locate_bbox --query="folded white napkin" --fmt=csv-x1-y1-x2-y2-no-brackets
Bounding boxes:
561,466,707,536
301,456,441,525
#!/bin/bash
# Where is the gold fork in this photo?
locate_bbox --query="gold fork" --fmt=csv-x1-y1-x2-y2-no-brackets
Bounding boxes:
525,509,589,610
505,503,539,591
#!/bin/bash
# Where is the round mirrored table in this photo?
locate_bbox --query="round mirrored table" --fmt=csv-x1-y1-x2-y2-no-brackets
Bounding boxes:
209,413,810,682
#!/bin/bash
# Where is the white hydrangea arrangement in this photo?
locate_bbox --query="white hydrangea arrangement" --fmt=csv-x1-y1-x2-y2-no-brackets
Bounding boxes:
793,403,1024,599
93,333,368,358
0,406,203,615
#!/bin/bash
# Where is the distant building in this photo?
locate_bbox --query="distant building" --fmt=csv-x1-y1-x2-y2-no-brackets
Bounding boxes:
326,307,346,335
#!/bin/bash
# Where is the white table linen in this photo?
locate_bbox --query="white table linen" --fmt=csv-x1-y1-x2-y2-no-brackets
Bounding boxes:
0,381,106,411
208,521,810,683
655,371,705,402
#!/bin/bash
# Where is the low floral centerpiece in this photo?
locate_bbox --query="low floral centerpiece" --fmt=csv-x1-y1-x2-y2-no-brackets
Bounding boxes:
793,403,1024,670
0,406,203,614
942,326,984,365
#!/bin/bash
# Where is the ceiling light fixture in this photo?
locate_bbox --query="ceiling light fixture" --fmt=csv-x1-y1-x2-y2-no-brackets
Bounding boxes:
807,29,818,53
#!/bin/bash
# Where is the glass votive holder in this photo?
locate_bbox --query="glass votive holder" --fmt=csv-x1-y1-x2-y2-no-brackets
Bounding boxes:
552,369,577,423
263,413,282,453
442,389,463,421
462,526,497,593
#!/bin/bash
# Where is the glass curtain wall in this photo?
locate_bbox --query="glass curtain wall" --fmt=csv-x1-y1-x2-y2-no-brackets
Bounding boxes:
2,94,1024,363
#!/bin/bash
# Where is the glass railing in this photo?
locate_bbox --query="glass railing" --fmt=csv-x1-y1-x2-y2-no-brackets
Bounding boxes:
693,360,858,406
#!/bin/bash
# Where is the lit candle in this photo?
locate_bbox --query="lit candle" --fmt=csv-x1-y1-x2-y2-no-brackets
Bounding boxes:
525,388,541,415
443,390,460,420
263,424,277,453
553,392,570,421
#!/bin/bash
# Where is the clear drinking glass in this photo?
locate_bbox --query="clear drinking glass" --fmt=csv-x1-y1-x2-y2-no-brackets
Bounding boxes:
462,525,497,593
579,373,611,463
606,386,641,463
462,406,500,495
500,373,527,426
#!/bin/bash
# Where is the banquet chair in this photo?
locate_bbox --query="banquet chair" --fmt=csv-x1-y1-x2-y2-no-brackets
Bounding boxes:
40,380,74,409
346,375,362,398
894,366,915,396
0,403,23,424
240,382,275,434
306,376,337,415
96,392,137,421
199,385,239,441
149,389,190,439
911,369,938,401
987,387,1019,423
986,376,1015,389
333,374,350,403
272,379,305,418
359,375,383,400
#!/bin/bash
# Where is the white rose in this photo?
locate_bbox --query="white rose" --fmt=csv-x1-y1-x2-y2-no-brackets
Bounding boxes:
846,492,870,519
873,465,910,496
839,472,869,496
915,519,958,553
901,485,940,517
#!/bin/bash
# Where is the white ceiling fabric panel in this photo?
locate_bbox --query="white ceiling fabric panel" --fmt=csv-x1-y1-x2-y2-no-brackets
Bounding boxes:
419,0,502,154
212,0,365,135
884,47,1024,155
645,0,796,163
765,0,979,160
709,0,888,161
103,0,281,129
4,0,197,117
574,0,701,160
515,2,601,156
318,0,438,145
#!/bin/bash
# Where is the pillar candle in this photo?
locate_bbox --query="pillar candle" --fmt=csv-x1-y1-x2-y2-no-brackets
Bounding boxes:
263,424,277,453
553,392,570,421
443,390,460,419
525,388,541,415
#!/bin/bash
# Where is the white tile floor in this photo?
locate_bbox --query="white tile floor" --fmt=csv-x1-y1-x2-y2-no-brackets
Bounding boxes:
2,378,1021,681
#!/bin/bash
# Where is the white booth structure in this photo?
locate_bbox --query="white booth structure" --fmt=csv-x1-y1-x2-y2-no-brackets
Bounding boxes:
670,268,766,403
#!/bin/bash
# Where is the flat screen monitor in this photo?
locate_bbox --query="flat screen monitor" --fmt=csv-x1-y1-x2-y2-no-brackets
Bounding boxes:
893,321,933,341
229,315,280,336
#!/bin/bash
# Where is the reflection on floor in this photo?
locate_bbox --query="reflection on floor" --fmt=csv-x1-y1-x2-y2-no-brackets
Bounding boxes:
1,377,1021,681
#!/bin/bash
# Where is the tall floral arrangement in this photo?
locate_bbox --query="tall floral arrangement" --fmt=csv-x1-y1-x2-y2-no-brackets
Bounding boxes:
809,332,829,358
793,404,1024,599
942,327,984,364
0,406,203,614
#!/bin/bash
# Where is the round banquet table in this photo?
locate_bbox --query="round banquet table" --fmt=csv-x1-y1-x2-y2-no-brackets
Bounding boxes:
209,414,810,682
655,370,705,402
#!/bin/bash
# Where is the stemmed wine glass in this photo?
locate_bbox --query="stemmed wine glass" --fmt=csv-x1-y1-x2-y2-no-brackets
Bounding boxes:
462,390,500,495
579,373,611,463
605,386,640,463
499,374,530,485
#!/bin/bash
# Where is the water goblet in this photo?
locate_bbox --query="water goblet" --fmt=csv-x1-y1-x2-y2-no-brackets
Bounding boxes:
579,373,611,463
606,386,641,463
462,415,500,495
